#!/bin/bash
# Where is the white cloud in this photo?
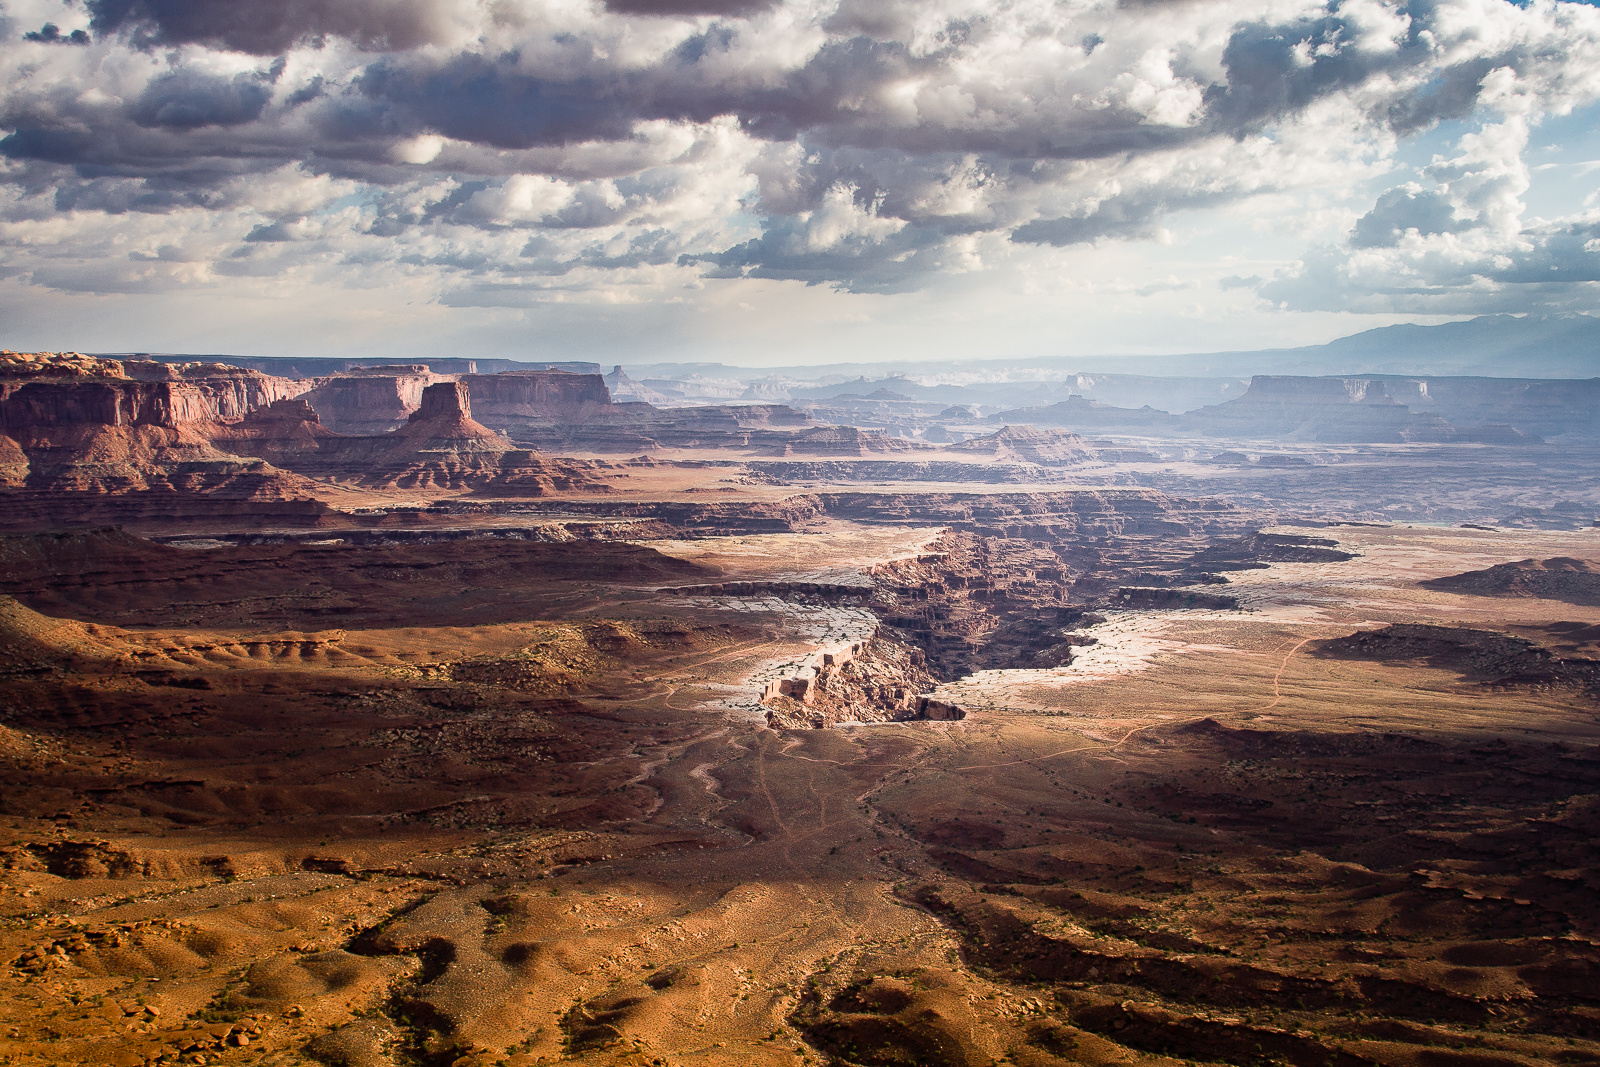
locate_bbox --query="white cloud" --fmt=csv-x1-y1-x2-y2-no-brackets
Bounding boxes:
0,0,1595,354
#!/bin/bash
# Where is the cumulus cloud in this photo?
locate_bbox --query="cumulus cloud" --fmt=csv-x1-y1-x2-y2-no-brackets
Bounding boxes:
85,0,478,55
1262,66,1600,313
0,0,1596,315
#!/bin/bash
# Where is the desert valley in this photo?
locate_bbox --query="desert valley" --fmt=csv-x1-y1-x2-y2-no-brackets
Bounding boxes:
0,348,1595,1067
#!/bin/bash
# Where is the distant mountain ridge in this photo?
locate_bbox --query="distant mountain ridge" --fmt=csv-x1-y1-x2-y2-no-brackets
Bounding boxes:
1184,314,1600,378
94,313,1598,388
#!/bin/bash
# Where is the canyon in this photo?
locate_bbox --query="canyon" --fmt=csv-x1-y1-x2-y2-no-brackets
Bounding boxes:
0,349,1596,1067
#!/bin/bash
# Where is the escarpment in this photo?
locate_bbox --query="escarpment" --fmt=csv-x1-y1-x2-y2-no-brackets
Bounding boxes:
217,381,617,495
0,352,327,528
1,352,306,432
295,365,446,434
949,425,1097,466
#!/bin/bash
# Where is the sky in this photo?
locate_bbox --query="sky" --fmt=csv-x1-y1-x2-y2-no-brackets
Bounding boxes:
0,0,1597,367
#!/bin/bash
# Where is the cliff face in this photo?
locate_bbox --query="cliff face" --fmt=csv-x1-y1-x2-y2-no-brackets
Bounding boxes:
1187,376,1451,442
1400,376,1600,438
1187,374,1599,442
0,353,322,516
950,426,1095,466
298,367,446,434
212,380,613,495
0,354,305,434
461,372,617,426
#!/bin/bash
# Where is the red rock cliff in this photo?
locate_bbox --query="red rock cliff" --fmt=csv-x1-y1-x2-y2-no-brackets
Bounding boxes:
0,352,305,433
461,372,617,425
298,366,446,434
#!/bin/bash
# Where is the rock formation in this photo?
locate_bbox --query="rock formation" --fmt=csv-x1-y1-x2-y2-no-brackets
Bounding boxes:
760,630,951,729
603,366,673,405
0,352,325,528
1,351,306,431
1315,622,1600,694
217,381,615,495
1180,374,1590,443
297,365,445,434
773,425,920,456
987,394,1179,435
460,371,619,429
1421,555,1600,606
1185,376,1459,442
949,425,1096,465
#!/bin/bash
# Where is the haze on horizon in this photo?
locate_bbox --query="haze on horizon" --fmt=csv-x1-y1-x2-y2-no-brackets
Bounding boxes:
0,0,1597,368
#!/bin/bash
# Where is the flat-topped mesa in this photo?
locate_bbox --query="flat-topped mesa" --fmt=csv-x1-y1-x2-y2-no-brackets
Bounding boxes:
1183,374,1586,443
1234,376,1406,405
1185,375,1454,442
0,352,306,432
398,382,514,452
343,364,432,377
460,371,619,428
299,365,447,435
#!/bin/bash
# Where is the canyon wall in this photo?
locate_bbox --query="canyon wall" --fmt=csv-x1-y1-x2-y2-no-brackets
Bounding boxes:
297,366,445,434
461,372,618,426
1,353,306,433
1187,373,1600,442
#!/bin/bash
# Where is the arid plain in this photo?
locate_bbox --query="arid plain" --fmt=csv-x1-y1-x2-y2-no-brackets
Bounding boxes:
1,352,1598,1067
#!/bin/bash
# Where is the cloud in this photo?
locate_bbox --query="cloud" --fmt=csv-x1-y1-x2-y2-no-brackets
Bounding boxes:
23,23,91,45
0,0,1594,315
131,68,276,130
1349,184,1464,248
1261,91,1600,313
85,0,473,55
605,0,778,16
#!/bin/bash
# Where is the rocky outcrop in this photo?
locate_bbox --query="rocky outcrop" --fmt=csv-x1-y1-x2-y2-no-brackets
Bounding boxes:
949,425,1096,466
1421,556,1600,606
0,435,26,487
399,382,513,451
0,352,324,524
211,381,615,495
760,630,953,729
603,366,673,405
1,351,306,433
298,366,447,434
988,395,1179,435
461,372,618,428
772,425,921,456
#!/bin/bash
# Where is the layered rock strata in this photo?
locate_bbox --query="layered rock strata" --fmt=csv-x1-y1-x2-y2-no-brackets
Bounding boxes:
296,365,446,434
0,352,325,528
949,425,1097,465
759,630,953,729
218,382,615,495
